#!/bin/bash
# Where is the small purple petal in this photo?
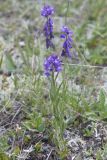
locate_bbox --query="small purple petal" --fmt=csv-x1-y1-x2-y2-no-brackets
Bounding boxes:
60,34,66,39
45,72,50,76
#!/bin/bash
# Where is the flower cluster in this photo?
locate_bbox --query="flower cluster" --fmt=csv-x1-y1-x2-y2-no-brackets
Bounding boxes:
44,54,62,76
43,18,54,48
41,5,54,17
41,5,54,49
41,5,75,76
60,26,73,58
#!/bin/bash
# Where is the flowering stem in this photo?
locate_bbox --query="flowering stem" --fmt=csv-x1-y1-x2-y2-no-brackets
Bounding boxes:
65,0,70,24
50,72,58,116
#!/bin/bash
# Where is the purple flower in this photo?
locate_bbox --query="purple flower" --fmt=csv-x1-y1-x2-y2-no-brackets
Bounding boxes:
41,5,54,17
41,5,54,49
43,17,54,48
44,54,62,76
61,26,73,36
60,26,73,58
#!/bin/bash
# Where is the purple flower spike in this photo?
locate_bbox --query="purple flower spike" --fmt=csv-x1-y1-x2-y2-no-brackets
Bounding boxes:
43,17,54,48
41,5,54,17
60,26,73,58
61,26,73,35
41,5,54,49
44,54,62,76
